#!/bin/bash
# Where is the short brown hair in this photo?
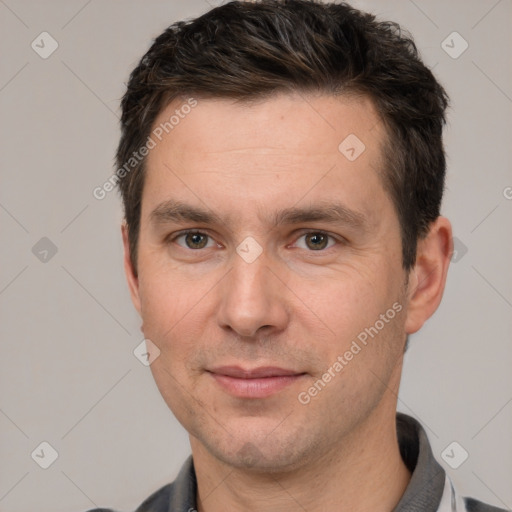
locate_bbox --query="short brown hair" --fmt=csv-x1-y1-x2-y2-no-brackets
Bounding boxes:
117,0,449,274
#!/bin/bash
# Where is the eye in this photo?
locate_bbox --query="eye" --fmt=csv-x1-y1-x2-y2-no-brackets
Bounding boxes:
294,231,337,251
169,230,339,252
173,231,217,250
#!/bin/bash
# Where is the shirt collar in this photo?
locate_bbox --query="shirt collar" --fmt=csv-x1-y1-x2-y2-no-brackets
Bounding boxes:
393,412,446,511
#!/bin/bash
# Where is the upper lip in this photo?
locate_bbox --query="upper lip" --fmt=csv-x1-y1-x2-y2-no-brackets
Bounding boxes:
208,366,304,379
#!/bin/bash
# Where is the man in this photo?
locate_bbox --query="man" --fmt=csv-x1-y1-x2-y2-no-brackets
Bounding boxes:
90,1,507,511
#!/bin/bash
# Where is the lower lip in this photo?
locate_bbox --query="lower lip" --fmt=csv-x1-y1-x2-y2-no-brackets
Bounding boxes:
210,373,305,398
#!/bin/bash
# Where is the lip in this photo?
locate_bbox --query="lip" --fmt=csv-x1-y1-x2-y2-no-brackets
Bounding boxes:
207,366,306,398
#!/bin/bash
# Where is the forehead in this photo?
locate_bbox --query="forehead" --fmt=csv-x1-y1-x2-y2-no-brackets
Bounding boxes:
149,92,384,165
142,92,391,229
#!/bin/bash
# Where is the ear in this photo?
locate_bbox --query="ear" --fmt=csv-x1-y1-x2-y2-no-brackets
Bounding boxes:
404,216,453,334
122,222,142,316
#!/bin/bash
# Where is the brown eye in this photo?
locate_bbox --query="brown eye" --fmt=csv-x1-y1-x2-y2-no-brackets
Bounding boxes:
184,232,209,249
172,231,214,250
293,231,336,251
305,232,329,250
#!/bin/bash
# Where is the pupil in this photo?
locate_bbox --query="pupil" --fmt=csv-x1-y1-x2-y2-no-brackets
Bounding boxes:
307,233,327,250
186,233,207,249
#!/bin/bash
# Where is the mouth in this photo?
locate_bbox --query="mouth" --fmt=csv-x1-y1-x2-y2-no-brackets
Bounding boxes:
207,366,307,398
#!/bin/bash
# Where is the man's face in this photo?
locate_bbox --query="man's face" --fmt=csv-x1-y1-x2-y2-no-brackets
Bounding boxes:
125,93,412,471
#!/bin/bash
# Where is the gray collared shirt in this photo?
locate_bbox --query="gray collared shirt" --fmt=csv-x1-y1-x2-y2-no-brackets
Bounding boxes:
89,413,507,512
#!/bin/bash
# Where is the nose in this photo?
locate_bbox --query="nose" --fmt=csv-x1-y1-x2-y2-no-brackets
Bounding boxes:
216,248,289,338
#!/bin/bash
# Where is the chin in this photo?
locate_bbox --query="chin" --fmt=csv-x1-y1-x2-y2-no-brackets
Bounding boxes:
197,418,322,474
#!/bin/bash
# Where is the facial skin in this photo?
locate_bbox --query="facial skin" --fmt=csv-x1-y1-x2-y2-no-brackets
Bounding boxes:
123,92,452,512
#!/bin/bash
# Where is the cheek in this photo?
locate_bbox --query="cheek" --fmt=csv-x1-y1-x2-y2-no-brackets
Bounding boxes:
138,248,205,318
291,265,388,335
136,266,208,359
289,257,405,374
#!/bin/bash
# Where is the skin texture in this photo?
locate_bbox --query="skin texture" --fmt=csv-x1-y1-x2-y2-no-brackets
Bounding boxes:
122,92,452,512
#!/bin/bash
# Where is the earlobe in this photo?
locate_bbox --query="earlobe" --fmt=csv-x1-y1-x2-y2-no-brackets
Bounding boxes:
404,217,453,335
122,222,142,315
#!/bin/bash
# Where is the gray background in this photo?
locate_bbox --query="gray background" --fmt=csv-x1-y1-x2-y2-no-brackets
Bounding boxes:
1,0,511,511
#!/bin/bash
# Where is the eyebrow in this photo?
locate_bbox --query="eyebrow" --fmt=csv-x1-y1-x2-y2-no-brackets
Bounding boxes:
149,199,369,231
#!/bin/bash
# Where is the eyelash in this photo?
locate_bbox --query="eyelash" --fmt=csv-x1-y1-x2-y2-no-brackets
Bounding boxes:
168,229,341,252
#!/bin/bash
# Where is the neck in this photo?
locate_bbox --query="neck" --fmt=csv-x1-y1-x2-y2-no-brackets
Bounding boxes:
192,402,411,512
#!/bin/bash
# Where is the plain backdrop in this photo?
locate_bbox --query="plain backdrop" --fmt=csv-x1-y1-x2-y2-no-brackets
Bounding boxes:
0,1,511,511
